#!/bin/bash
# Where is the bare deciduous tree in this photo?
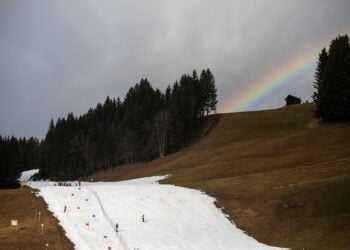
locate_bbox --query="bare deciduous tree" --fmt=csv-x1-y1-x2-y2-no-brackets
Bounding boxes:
154,110,169,158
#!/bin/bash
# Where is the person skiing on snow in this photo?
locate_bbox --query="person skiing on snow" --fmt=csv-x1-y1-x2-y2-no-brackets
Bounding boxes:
115,223,119,232
64,205,67,213
142,214,145,222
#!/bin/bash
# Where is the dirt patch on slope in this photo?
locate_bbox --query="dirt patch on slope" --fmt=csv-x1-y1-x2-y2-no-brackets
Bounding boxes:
0,187,74,250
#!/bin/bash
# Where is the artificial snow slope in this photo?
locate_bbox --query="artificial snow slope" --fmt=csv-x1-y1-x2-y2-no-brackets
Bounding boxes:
19,169,39,182
31,176,286,250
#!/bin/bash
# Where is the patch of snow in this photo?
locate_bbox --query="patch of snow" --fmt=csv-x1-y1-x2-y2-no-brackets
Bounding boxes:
31,176,287,250
18,169,39,182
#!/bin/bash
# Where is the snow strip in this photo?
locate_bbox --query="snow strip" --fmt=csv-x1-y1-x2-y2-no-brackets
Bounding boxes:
26,173,287,250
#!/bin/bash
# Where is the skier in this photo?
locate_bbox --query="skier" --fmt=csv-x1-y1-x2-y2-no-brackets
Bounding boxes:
115,223,119,232
64,205,67,213
142,214,145,222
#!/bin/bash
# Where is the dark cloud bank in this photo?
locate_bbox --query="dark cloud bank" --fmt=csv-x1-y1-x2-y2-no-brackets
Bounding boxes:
1,0,349,138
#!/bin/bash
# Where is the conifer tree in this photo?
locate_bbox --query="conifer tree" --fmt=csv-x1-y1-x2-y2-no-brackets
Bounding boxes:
0,137,21,187
313,35,350,122
313,48,328,118
200,68,218,115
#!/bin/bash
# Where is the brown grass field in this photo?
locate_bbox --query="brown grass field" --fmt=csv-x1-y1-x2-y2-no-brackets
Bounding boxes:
88,104,350,249
0,187,74,250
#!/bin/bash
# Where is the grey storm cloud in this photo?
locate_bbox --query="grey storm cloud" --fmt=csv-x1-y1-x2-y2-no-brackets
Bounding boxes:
1,0,350,138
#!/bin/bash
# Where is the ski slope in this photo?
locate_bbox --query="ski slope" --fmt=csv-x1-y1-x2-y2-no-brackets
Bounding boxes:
19,169,39,182
29,175,287,250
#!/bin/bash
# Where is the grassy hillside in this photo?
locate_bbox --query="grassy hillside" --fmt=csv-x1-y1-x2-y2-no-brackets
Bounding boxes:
89,104,350,249
0,187,74,250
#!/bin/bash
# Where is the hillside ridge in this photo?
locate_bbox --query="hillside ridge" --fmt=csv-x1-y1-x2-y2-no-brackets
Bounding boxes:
88,103,350,249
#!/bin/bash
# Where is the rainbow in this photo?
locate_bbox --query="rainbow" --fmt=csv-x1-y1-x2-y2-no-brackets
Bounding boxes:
223,44,324,112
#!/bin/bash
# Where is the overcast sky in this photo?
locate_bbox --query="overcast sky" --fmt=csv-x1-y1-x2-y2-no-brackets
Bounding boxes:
1,0,349,138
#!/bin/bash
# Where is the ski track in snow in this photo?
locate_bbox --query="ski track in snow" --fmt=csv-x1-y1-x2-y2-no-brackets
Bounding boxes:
27,174,288,250
86,186,130,250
